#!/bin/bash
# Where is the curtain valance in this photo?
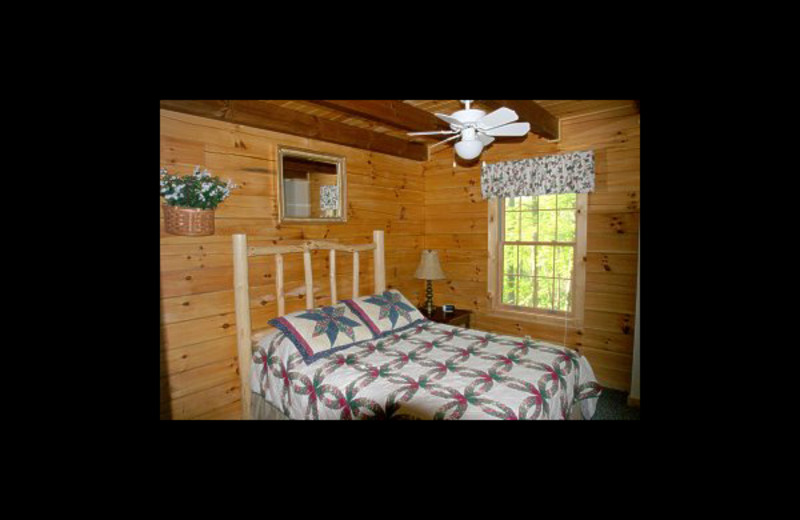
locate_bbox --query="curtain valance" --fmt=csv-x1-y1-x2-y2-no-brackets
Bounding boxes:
480,150,595,199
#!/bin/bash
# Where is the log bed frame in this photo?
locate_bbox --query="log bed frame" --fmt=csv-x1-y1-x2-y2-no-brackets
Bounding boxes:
231,230,385,419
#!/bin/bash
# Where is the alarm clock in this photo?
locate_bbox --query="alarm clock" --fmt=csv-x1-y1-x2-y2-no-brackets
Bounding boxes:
442,304,455,313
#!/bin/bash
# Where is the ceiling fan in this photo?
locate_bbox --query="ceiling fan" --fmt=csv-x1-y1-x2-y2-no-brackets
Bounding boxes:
408,100,530,160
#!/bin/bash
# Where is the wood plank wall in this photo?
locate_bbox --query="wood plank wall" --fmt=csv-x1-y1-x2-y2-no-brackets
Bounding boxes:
423,105,640,391
159,109,425,420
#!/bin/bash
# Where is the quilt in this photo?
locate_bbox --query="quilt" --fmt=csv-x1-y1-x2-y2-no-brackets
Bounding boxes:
250,319,602,420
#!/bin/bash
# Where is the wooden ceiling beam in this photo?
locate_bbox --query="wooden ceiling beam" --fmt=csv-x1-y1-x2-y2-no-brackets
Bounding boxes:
480,100,560,140
159,100,428,161
308,100,450,138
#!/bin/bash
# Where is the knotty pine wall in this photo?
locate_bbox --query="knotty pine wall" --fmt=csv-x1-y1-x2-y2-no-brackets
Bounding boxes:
423,105,640,391
159,109,425,419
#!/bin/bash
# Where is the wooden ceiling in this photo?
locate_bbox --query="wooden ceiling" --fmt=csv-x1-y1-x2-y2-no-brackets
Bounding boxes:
160,99,636,161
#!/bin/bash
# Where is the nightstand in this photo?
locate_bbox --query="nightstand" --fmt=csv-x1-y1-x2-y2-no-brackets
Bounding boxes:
418,307,472,329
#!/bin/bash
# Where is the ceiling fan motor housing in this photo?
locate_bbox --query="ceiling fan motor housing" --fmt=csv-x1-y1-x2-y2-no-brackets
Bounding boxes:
406,101,528,161
450,109,486,127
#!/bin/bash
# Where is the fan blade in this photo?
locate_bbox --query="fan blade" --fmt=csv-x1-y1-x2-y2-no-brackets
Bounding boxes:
483,122,531,137
430,134,462,148
434,113,465,128
407,130,458,136
477,133,495,146
477,107,518,130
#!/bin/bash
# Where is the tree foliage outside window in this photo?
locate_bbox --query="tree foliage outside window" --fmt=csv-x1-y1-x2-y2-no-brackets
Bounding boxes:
501,194,577,314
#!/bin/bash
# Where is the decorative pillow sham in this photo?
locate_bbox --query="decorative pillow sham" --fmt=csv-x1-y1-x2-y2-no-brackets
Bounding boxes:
268,302,375,365
343,289,426,336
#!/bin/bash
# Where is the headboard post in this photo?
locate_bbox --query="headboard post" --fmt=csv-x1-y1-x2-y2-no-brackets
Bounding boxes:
373,230,386,293
232,234,252,420
231,230,385,420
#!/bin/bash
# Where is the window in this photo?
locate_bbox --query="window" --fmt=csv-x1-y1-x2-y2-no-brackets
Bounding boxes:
489,193,587,323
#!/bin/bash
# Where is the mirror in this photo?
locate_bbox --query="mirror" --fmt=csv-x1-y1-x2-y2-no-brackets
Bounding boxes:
277,146,347,223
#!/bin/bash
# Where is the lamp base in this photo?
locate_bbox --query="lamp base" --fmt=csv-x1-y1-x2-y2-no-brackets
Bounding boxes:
425,280,434,315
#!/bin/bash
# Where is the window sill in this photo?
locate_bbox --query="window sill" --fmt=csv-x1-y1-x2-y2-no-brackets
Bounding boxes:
483,307,582,328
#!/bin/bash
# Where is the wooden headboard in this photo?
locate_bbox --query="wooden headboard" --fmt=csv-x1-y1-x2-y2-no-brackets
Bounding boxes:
231,230,385,419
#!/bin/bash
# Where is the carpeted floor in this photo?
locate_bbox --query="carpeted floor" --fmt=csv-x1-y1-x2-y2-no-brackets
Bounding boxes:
591,388,640,420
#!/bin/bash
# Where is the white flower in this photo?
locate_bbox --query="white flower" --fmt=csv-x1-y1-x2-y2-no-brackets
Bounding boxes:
193,166,211,178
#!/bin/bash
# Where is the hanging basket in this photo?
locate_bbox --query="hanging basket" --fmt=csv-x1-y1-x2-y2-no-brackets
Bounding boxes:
163,204,215,236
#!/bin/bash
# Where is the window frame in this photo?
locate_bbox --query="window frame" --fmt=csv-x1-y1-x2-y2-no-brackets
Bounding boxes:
487,193,587,327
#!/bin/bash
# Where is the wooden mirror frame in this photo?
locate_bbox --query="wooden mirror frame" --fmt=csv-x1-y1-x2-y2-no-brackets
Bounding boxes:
277,146,347,224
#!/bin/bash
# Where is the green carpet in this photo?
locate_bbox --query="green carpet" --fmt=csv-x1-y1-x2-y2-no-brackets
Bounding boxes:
591,388,640,420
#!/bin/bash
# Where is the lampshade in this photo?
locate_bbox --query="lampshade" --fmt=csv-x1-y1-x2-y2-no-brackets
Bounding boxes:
415,250,446,280
455,139,484,160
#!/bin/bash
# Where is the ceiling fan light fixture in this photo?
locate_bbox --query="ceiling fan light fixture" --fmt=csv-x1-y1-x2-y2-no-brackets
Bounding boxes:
410,101,529,161
455,139,484,160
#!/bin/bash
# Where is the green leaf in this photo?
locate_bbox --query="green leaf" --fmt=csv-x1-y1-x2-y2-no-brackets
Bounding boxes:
520,212,537,241
557,193,576,209
518,246,533,276
556,279,572,312
539,194,557,210
504,211,520,242
536,278,554,309
520,196,536,210
538,211,556,242
535,245,554,278
557,210,576,242
502,275,516,305
503,245,518,275
554,246,573,279
517,276,534,306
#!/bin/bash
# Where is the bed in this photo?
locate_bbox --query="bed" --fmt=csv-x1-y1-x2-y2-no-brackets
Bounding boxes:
232,230,601,420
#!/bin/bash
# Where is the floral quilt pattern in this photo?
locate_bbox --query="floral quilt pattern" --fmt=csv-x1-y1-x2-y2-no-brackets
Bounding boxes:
251,320,602,420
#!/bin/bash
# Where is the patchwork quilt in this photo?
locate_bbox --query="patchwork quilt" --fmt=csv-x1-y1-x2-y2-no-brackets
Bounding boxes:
250,319,602,420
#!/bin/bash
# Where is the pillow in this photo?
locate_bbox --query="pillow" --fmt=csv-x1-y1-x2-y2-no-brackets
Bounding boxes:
343,289,426,336
268,302,375,365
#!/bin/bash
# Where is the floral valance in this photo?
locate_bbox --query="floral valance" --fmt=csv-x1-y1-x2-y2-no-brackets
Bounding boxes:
480,150,595,199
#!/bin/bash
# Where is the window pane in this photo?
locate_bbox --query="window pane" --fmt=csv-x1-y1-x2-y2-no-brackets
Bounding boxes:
538,210,556,242
517,276,534,306
557,193,576,209
504,211,520,242
518,245,533,276
556,210,576,242
556,279,572,312
520,196,537,210
501,193,580,315
520,212,537,242
554,246,574,279
536,278,554,309
535,245,554,277
503,275,516,305
503,245,518,275
539,194,557,210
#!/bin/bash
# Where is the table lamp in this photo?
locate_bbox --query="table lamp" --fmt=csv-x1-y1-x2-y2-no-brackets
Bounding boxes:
415,250,446,315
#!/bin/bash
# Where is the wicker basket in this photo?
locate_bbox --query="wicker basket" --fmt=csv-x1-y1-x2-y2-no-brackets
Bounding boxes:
163,204,215,236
